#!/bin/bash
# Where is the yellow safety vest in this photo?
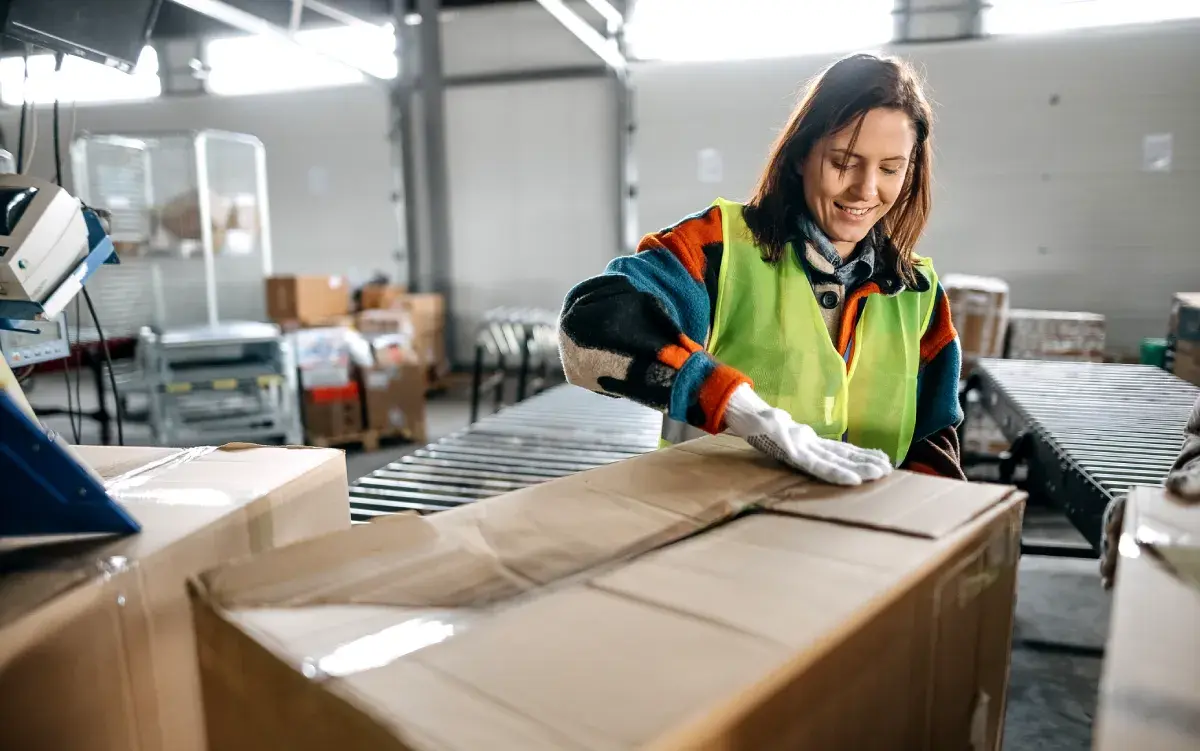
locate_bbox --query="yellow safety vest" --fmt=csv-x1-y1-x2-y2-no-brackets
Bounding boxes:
662,199,938,466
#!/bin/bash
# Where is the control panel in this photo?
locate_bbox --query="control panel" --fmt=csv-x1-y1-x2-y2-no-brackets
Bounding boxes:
1,315,71,368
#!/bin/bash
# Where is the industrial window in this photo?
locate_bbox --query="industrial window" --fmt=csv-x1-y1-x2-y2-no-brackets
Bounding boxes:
0,46,160,106
986,0,1200,35
625,0,895,62
204,23,397,97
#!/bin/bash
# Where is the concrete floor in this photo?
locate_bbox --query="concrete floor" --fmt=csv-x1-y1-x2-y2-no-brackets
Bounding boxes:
28,370,1109,749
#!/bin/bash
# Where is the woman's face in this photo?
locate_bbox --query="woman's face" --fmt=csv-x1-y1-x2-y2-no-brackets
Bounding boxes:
800,107,916,255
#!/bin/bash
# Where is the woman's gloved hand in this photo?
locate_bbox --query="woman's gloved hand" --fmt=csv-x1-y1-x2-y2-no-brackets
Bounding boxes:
723,384,893,486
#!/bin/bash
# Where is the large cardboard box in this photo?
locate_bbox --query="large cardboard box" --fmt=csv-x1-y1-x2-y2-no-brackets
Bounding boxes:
360,284,408,311
0,444,351,751
1167,293,1200,385
266,275,350,326
943,274,1009,362
1007,309,1106,362
304,383,364,439
1093,486,1200,750
360,364,427,441
191,436,1025,750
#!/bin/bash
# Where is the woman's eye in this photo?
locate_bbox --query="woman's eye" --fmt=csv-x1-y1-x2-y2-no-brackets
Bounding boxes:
832,160,851,171
881,167,900,176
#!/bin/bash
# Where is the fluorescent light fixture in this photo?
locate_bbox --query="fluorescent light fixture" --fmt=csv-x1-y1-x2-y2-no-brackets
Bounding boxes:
205,23,397,97
0,46,161,106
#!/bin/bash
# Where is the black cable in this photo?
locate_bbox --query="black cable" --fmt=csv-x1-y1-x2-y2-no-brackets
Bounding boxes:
74,299,83,440
82,287,123,446
53,53,64,186
16,54,28,173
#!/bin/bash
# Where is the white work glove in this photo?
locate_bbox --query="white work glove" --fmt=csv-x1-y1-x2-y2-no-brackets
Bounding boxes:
723,384,893,486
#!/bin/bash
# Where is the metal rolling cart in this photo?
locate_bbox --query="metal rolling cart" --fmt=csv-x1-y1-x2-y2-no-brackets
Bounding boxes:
139,322,303,447
349,385,661,523
964,359,1199,555
470,307,561,422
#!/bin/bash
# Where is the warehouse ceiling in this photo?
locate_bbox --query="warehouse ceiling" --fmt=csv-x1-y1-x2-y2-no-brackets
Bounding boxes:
151,0,525,38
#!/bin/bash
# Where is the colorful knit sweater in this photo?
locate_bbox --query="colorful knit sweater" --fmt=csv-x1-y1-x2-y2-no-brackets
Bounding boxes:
559,205,966,479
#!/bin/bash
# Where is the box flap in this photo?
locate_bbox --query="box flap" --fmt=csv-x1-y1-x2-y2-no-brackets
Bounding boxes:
200,438,799,610
763,471,1018,539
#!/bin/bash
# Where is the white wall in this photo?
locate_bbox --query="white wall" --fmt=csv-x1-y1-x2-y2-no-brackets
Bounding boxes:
2,9,1197,356
634,21,1200,353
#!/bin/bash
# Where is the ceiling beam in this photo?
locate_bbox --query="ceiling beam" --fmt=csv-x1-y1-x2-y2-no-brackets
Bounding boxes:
167,0,392,82
532,0,626,72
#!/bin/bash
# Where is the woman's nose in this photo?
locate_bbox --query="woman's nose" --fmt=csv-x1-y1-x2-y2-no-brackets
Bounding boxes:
850,169,879,201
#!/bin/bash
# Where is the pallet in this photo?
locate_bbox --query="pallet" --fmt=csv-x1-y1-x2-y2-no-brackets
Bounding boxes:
309,426,418,452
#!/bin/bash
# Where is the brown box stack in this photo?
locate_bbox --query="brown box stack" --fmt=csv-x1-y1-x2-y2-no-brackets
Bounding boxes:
358,293,449,387
943,274,1009,362
191,436,1025,751
1007,309,1106,362
0,445,350,751
1167,292,1200,386
1093,485,1200,750
266,275,351,327
360,284,408,311
303,383,364,440
360,364,427,442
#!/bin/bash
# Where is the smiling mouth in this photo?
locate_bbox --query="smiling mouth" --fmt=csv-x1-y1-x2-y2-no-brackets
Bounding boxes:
835,202,876,217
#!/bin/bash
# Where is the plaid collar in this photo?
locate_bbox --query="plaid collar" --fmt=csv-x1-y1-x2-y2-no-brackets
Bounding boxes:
793,214,927,296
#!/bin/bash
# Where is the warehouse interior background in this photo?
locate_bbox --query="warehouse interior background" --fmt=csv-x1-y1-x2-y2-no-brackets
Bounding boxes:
4,1,1198,359
1,1,1199,750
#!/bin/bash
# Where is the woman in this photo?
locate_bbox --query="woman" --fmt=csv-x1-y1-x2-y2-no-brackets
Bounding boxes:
559,53,963,485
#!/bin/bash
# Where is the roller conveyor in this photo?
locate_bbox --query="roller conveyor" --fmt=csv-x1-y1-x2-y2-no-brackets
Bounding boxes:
349,385,662,522
967,359,1198,550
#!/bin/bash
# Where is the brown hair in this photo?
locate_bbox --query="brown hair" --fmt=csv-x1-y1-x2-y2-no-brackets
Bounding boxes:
744,53,933,284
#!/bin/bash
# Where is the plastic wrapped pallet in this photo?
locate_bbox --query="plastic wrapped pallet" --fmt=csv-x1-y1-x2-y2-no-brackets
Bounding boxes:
1006,309,1106,362
943,274,1009,361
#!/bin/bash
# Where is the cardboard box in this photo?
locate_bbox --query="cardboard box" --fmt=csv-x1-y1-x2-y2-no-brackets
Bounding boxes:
358,308,448,383
1006,309,1106,362
293,326,355,389
1093,486,1200,751
1173,341,1200,387
943,274,1009,361
1167,293,1200,383
266,275,350,326
360,364,427,441
360,284,408,311
0,444,350,751
304,383,364,439
191,436,1025,751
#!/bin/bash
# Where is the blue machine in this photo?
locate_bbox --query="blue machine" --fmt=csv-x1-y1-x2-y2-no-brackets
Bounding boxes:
0,389,139,536
0,174,135,538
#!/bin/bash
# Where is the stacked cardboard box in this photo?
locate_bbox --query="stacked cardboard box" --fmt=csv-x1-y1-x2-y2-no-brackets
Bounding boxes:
943,274,1009,363
266,275,351,328
0,445,350,751
1167,293,1200,386
1006,309,1106,362
357,293,449,387
359,283,408,311
191,436,1026,750
359,364,428,442
1093,485,1200,750
304,383,364,439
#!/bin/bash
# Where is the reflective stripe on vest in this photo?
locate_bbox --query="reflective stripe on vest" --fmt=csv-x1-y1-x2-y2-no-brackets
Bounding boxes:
689,198,937,465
